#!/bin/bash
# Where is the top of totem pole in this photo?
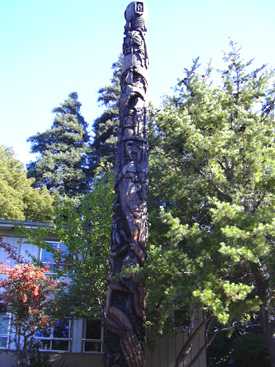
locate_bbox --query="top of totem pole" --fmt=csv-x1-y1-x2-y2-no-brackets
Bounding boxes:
124,1,147,25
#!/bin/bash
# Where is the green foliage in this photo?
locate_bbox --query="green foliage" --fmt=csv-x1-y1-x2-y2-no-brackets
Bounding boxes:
12,43,274,364
144,242,195,336
0,145,53,221
91,60,121,172
148,42,275,333
207,325,270,367
207,330,234,367
27,92,92,197
51,173,114,319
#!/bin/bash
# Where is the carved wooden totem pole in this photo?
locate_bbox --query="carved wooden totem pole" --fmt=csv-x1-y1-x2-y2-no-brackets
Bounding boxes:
105,1,149,367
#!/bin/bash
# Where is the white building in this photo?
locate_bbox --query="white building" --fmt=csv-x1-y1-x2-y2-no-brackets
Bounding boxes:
0,219,206,367
0,219,104,367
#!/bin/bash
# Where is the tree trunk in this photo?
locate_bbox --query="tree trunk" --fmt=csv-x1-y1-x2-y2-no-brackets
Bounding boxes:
104,1,149,367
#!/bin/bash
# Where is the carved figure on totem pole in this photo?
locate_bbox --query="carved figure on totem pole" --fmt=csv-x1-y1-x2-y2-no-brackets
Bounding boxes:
104,2,149,367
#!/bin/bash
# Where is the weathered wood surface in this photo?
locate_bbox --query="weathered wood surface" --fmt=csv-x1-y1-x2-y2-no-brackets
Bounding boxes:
104,1,149,367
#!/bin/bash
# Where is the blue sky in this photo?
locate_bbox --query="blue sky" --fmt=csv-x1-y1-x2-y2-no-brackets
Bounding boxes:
0,0,274,164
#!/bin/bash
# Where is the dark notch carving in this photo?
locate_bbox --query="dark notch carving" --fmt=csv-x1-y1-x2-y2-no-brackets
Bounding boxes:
104,2,149,367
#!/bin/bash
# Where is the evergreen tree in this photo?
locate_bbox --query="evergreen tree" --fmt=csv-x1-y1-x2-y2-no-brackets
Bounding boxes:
0,145,53,221
91,58,157,172
91,59,121,172
147,42,275,365
27,92,91,197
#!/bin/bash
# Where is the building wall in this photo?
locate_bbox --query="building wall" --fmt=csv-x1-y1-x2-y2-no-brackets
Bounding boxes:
0,330,207,367
0,231,104,356
0,221,207,367
0,351,104,367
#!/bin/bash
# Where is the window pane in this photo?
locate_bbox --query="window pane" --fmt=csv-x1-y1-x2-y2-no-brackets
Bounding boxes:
35,319,71,352
0,313,9,335
52,340,69,351
85,320,101,339
38,340,51,350
0,336,7,348
41,248,55,264
53,319,70,338
20,243,39,262
0,248,8,263
35,327,51,338
59,243,68,256
84,340,101,352
0,246,15,267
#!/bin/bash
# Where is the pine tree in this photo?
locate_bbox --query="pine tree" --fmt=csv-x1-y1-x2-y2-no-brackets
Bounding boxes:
91,58,156,173
147,42,275,365
27,92,92,197
91,59,121,172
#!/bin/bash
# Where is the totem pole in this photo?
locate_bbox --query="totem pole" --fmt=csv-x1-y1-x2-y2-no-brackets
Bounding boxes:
105,2,149,366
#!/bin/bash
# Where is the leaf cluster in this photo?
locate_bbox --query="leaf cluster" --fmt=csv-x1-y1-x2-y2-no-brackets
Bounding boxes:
0,145,53,221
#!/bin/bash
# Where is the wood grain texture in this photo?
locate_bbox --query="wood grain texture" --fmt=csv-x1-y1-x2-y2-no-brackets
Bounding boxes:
104,2,149,366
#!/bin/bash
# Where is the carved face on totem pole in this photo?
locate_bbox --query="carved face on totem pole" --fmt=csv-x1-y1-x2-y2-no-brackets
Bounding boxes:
125,2,145,21
105,1,148,365
136,3,144,14
124,1,146,32
125,140,142,164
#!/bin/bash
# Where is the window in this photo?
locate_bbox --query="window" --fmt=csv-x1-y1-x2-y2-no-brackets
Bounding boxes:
34,319,72,352
0,238,17,267
39,242,67,274
0,313,11,349
20,242,39,263
82,319,103,353
0,247,8,265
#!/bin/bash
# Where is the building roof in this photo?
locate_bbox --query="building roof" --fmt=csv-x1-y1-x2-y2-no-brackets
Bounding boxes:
0,219,52,230
0,219,56,240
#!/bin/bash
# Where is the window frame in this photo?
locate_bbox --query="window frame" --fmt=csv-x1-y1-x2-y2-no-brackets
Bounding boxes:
34,318,72,353
0,312,11,350
38,241,67,275
81,319,104,353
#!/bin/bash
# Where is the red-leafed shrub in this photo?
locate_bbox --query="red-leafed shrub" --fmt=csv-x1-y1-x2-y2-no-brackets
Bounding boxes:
0,241,59,367
0,263,58,335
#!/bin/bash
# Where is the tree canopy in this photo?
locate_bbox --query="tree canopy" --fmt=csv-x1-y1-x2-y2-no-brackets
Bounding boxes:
91,59,121,173
0,145,53,221
147,42,275,364
27,92,92,197
10,42,275,366
26,174,114,320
